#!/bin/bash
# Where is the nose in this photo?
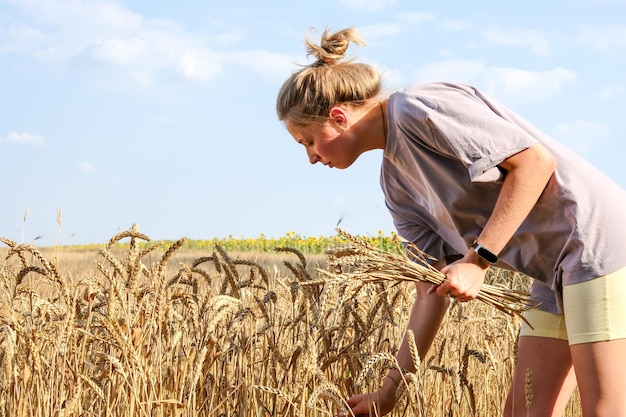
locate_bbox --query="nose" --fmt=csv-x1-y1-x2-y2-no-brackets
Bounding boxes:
307,149,321,165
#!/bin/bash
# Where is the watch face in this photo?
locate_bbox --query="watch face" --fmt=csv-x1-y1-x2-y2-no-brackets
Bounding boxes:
476,246,498,264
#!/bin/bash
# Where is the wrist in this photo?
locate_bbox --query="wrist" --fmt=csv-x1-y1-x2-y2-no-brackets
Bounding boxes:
470,240,498,267
381,371,402,396
466,246,491,270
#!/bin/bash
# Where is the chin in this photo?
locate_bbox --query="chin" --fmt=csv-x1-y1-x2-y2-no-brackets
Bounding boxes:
335,161,354,170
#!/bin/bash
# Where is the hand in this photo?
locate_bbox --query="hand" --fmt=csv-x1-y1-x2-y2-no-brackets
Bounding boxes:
427,251,488,302
338,389,396,417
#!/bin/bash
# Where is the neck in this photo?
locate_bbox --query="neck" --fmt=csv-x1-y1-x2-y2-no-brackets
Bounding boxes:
380,101,388,143
343,101,388,156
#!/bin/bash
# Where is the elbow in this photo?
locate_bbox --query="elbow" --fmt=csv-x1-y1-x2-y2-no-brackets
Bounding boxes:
514,143,557,179
501,143,557,179
537,144,557,180
540,144,557,172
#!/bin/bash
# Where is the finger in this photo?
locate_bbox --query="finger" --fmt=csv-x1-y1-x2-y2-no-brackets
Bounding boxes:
349,398,375,416
435,282,452,297
346,395,362,407
345,399,366,415
457,294,474,302
426,284,438,295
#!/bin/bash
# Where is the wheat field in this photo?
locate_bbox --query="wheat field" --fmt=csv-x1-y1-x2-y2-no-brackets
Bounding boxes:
0,227,581,416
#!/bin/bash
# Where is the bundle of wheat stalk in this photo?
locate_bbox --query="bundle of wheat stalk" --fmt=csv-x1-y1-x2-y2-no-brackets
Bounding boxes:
321,229,537,324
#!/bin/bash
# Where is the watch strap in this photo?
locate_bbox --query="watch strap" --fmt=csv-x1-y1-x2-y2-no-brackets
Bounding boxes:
471,240,498,264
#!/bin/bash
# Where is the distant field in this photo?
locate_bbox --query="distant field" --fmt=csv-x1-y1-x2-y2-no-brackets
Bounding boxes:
0,228,581,416
61,229,402,255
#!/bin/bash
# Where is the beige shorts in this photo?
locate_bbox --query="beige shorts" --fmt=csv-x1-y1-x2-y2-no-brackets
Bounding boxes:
520,268,626,345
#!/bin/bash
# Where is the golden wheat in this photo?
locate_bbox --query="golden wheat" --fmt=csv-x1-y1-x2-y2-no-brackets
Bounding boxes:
0,226,582,416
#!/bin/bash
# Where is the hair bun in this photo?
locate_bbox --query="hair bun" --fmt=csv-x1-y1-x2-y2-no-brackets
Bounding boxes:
276,26,380,124
306,27,364,66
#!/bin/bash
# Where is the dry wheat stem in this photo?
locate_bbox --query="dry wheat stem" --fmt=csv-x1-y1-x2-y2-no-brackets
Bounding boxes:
324,229,537,325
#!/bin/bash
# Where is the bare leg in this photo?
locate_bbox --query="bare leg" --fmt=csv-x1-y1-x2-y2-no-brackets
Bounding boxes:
503,336,577,417
570,339,626,417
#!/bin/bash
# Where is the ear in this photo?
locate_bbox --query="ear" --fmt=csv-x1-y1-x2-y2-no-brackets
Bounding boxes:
329,106,349,129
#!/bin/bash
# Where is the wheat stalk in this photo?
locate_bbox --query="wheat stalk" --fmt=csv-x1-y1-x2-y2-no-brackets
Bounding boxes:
525,368,534,412
307,381,353,415
322,229,537,325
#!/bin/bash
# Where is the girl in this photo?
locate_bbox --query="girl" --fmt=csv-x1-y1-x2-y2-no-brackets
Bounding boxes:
276,27,626,417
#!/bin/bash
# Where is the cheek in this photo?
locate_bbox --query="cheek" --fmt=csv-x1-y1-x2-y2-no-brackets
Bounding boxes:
327,134,355,157
315,140,332,156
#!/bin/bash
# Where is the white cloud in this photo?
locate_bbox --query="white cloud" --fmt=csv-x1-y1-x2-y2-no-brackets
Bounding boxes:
480,28,551,56
413,59,487,83
78,161,96,173
359,14,433,44
72,25,227,86
1,0,269,88
2,131,46,146
578,24,626,53
338,0,396,12
7,0,144,32
179,48,223,82
482,67,576,103
88,36,148,66
222,50,296,79
554,120,609,154
0,24,48,54
413,60,576,104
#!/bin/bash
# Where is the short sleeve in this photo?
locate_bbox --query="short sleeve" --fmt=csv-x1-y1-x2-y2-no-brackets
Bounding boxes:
395,83,539,182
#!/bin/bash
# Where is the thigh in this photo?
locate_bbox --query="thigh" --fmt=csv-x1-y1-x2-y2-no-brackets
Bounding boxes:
564,268,626,415
563,268,626,344
570,339,626,416
503,336,576,417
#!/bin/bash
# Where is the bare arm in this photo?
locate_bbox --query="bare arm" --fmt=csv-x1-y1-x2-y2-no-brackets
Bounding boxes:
435,142,557,299
344,260,450,416
381,280,449,390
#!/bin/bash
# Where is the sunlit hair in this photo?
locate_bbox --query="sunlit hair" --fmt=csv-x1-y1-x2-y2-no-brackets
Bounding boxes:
276,27,381,126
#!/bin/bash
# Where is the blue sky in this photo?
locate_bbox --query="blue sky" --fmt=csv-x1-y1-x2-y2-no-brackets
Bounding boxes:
1,0,625,246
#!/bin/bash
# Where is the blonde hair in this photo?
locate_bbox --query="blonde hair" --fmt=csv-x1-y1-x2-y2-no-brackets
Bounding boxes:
276,27,381,126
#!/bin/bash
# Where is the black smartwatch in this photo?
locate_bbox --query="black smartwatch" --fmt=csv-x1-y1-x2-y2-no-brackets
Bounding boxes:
471,240,498,264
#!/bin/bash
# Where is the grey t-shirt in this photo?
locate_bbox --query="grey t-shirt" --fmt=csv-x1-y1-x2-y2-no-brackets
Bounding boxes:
381,81,626,313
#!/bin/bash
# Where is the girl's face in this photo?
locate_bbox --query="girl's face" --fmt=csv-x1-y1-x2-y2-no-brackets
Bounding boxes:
285,107,362,170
